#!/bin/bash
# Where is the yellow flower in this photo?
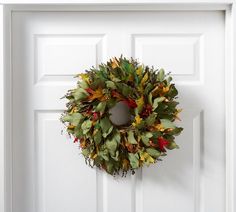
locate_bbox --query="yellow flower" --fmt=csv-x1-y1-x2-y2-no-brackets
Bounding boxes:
154,123,165,132
140,152,155,164
132,115,143,127
78,73,90,83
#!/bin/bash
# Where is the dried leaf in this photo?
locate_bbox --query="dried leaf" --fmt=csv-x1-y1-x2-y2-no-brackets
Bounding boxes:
88,87,104,101
136,65,143,77
141,72,148,86
136,96,144,113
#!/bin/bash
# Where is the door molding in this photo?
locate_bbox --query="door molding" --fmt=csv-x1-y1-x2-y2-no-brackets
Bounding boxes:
0,2,236,212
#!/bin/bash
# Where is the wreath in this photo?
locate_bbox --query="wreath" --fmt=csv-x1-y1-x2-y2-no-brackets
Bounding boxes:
61,56,183,176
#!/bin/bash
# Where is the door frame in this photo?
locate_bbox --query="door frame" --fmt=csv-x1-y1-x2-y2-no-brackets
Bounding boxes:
0,1,236,212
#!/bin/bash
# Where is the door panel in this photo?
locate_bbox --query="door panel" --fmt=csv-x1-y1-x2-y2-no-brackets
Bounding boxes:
12,11,225,212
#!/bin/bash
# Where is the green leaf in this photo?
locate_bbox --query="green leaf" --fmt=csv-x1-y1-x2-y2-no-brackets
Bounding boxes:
98,149,109,161
141,135,150,146
106,81,117,89
166,76,172,85
113,131,121,143
74,127,83,138
94,122,100,129
157,68,165,82
169,127,183,136
144,83,153,95
82,149,90,157
111,151,119,161
146,148,161,158
148,93,153,105
100,117,112,133
73,88,89,100
105,161,114,174
81,119,92,134
153,97,165,110
111,77,121,82
122,60,131,72
62,114,73,122
140,132,153,146
106,139,118,156
71,113,84,126
146,113,157,126
79,80,89,89
95,102,106,113
145,132,153,138
168,85,178,98
102,126,113,138
160,119,176,129
106,98,117,108
134,73,139,85
116,83,132,96
128,153,139,169
127,131,137,144
152,131,162,139
94,130,102,145
167,142,179,150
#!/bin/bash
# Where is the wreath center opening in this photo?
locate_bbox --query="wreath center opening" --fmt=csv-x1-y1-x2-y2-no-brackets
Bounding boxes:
109,101,132,126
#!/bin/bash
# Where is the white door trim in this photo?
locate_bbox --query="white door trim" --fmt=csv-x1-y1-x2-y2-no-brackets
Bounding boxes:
0,5,5,212
0,2,235,212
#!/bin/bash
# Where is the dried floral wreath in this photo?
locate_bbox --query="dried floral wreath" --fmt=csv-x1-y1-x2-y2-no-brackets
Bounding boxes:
61,56,183,176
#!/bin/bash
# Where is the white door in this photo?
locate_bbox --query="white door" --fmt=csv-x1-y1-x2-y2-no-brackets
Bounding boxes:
12,10,225,212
